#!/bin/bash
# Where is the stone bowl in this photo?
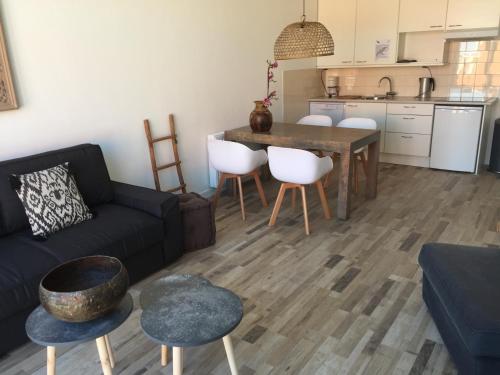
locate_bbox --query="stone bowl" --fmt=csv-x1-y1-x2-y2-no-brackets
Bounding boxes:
39,256,129,323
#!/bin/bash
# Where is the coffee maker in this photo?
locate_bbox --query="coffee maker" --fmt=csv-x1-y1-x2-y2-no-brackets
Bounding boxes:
326,75,339,98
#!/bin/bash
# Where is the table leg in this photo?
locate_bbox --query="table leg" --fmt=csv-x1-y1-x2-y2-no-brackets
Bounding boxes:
47,346,56,375
222,335,239,375
104,335,115,368
96,336,113,375
366,139,380,199
337,148,353,220
161,345,168,367
173,347,183,375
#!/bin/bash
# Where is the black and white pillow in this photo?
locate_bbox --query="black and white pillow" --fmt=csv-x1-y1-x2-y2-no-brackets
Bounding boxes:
11,162,93,238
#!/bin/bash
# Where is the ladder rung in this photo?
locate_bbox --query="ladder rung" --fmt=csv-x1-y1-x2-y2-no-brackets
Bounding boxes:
152,135,174,143
155,161,181,171
166,184,186,193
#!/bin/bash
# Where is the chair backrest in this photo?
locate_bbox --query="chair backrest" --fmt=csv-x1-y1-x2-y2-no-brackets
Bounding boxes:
337,117,377,130
297,115,333,127
207,140,255,174
268,146,325,184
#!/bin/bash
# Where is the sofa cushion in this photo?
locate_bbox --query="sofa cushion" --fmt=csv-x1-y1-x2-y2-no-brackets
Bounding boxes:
419,243,500,357
0,235,60,320
12,163,93,237
0,203,163,320
0,144,113,236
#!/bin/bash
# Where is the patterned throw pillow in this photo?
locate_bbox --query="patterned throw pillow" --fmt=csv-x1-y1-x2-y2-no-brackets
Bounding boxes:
10,162,93,238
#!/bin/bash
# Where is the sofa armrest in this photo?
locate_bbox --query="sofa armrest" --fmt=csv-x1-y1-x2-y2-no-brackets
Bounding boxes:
111,181,183,263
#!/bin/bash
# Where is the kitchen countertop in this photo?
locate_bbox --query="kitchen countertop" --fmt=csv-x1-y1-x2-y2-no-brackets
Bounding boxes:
309,96,497,106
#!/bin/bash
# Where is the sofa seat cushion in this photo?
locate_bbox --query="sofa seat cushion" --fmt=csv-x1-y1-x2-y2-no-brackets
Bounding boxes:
39,203,164,262
0,236,59,320
419,243,500,358
0,203,163,320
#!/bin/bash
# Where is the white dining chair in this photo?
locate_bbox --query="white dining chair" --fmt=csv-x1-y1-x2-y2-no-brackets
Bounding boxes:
208,140,268,220
297,115,333,127
267,146,333,235
337,117,377,192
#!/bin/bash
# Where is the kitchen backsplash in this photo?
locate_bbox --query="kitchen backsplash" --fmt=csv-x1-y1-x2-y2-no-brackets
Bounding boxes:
326,39,500,99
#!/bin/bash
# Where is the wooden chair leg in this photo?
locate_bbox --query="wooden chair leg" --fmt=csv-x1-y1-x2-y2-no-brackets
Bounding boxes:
252,171,268,207
104,335,115,369
173,347,183,375
291,187,297,209
96,337,113,375
353,157,359,193
212,173,227,210
236,176,246,221
161,345,168,367
269,184,287,226
300,185,310,235
47,346,56,375
360,151,368,176
222,335,239,375
315,180,331,219
232,178,238,198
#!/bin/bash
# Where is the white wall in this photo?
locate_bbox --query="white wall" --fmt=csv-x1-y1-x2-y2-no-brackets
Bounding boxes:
0,0,317,193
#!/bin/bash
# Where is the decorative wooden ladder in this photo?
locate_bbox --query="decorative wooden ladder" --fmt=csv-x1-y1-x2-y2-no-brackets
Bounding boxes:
144,114,187,193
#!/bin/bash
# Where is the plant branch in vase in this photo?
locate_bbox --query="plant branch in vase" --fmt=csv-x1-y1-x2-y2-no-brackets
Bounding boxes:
250,60,279,133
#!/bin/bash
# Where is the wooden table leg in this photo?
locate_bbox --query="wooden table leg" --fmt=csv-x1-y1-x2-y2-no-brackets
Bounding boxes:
161,345,168,367
366,139,380,199
96,336,113,375
173,347,183,375
47,346,56,375
104,335,115,368
337,147,353,220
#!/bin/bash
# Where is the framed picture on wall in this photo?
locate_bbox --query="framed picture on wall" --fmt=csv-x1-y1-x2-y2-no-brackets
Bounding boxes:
0,21,17,111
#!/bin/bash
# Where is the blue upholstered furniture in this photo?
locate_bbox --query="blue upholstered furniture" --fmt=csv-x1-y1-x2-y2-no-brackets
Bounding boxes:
419,243,500,375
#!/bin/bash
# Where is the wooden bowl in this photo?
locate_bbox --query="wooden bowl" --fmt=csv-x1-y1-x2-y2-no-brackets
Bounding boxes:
39,256,129,322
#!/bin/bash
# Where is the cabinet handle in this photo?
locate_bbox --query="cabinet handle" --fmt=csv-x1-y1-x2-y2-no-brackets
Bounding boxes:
341,60,352,63
401,135,413,139
448,24,463,27
402,117,415,120
403,105,416,109
356,60,367,63
346,104,358,107
429,25,443,28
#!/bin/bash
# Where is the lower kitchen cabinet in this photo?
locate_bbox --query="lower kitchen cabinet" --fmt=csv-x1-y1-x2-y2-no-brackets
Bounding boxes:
344,102,387,151
385,133,432,157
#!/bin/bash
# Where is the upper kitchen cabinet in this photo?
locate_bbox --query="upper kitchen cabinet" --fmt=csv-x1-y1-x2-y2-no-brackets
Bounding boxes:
354,0,400,65
446,0,500,30
317,0,356,68
399,0,448,32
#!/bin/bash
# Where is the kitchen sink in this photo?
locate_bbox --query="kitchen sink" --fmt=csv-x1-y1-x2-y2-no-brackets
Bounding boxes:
362,95,387,100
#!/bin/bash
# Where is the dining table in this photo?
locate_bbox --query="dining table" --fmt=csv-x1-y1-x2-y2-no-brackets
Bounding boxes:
224,122,381,220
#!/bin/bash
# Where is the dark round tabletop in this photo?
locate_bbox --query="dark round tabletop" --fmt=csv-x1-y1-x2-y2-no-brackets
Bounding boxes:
26,293,133,346
140,275,243,348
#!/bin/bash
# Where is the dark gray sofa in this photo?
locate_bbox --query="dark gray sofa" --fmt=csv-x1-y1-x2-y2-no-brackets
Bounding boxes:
0,144,183,356
419,243,500,374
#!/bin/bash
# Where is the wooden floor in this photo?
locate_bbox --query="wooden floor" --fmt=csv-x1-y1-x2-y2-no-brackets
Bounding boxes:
1,163,499,375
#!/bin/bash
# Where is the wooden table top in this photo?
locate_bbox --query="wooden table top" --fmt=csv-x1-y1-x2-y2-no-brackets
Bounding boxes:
225,123,380,152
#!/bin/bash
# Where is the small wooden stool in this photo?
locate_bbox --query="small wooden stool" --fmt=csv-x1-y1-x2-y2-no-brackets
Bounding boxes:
140,275,243,375
26,294,133,375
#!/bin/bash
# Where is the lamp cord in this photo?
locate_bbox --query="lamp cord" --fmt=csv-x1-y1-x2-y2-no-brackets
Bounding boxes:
301,0,306,23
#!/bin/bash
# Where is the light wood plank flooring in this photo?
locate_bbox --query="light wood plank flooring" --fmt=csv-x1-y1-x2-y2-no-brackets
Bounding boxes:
1,163,499,375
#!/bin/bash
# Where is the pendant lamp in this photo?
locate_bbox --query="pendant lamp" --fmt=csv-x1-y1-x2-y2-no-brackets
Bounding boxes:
274,0,335,60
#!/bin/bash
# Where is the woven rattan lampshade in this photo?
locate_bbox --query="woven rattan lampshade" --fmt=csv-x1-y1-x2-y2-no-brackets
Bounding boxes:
274,0,334,60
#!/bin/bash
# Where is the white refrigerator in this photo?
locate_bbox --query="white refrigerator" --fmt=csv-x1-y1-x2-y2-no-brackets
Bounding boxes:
430,106,483,173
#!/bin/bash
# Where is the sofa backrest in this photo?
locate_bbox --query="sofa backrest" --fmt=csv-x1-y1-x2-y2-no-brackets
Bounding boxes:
0,144,114,236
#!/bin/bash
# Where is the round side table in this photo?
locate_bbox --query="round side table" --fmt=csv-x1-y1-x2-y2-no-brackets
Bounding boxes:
140,275,243,375
26,293,133,375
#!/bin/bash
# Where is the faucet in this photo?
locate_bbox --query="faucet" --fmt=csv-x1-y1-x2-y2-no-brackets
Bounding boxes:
378,76,397,97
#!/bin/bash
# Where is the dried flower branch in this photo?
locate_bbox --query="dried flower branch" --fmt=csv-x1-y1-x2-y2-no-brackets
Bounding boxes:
264,60,279,108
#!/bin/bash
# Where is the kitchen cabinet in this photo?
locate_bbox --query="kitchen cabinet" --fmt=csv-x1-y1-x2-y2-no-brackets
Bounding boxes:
317,0,356,67
310,102,345,124
399,0,448,32
446,0,500,30
385,103,432,157
344,102,387,150
354,0,400,65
